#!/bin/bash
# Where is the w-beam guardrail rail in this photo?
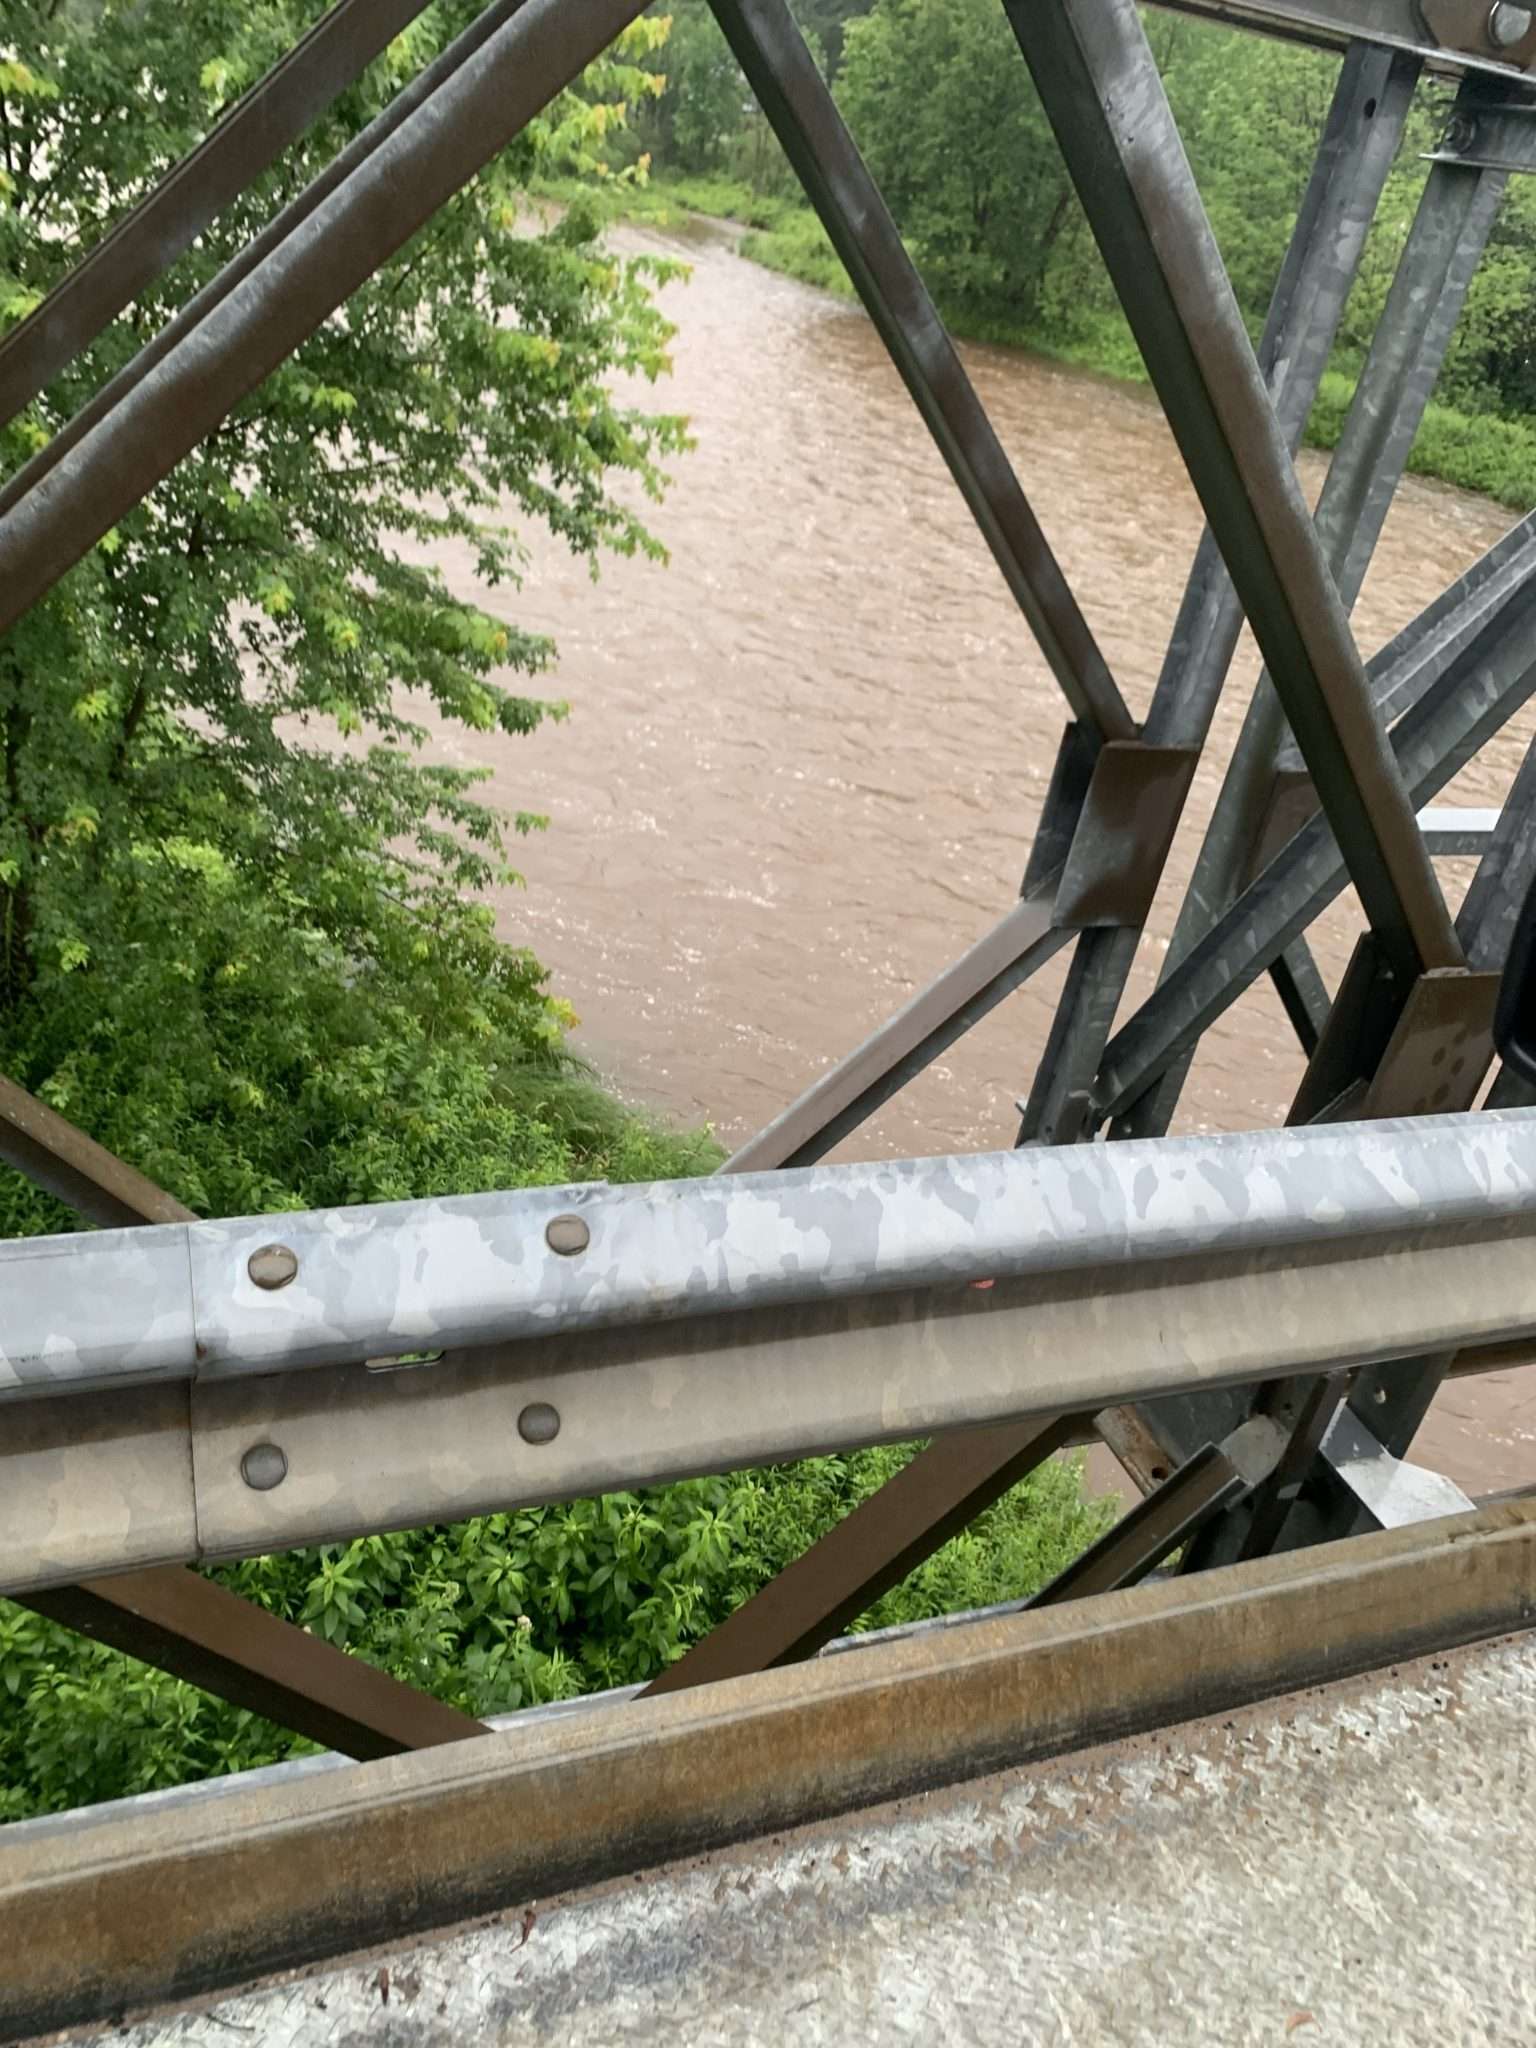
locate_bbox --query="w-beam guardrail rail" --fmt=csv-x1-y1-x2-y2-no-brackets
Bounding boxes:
4,0,1536,2035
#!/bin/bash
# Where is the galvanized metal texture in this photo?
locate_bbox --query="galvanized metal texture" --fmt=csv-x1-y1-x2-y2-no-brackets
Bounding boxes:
0,1073,492,1761
1049,742,1201,927
0,0,433,429
1157,0,1536,69
1320,1404,1476,1525
7,0,1536,1900
11,1110,1536,1402
5,1497,1535,2041
12,1130,1536,1587
1097,558,1536,1116
1118,74,1524,1146
1004,0,1462,988
1017,39,1418,1143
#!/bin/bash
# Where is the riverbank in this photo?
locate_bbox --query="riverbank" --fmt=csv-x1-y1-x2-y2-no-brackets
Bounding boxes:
553,169,1536,514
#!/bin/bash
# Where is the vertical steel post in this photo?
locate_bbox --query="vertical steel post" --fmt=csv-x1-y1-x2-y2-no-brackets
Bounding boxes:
1019,42,1419,1143
1116,76,1520,1143
1001,0,1460,986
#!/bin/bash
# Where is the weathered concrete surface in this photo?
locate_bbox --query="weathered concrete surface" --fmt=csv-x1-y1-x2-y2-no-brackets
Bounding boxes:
86,1628,1536,2047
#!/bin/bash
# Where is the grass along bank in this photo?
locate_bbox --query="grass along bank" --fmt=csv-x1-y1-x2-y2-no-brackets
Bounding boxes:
573,169,1536,516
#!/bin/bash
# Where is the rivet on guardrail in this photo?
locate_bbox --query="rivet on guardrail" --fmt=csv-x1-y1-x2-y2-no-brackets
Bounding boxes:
518,1402,561,1446
545,1214,590,1256
248,1243,298,1290
240,1442,289,1491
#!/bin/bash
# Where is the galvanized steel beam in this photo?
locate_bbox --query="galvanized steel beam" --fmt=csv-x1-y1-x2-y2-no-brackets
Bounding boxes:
1003,0,1461,987
10,1115,1536,1587
1149,0,1536,71
1096,556,1536,1117
13,1110,1536,1405
1119,77,1527,1145
1017,40,1418,1144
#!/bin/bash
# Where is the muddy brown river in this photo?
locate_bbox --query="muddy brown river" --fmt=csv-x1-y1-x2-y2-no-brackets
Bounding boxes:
424,215,1536,1494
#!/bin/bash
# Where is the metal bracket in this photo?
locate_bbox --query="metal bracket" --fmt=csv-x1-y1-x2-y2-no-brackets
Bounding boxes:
1051,739,1201,928
1360,964,1500,1115
1420,0,1536,69
1027,1415,1285,1605
1288,943,1498,1125
1321,1405,1476,1526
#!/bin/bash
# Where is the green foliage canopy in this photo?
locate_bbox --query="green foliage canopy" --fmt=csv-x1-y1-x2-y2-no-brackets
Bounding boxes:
0,1,691,1218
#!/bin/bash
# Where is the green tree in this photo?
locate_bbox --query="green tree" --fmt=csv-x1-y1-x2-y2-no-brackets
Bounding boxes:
790,0,876,77
0,2,691,1218
637,1,748,171
837,0,1085,333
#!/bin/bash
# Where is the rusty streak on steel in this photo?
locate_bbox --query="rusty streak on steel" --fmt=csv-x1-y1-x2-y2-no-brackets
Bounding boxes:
1002,0,1461,987
0,0,536,528
640,1414,1081,1695
0,0,434,430
23,1571,484,1762
8,1499,1536,2041
0,1071,486,1758
705,0,1135,742
0,0,649,638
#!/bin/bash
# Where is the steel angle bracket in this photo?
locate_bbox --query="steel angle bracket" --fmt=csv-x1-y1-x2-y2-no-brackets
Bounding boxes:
1291,940,1500,1124
1360,964,1502,1114
1025,724,1200,929
1321,1404,1476,1527
1420,0,1536,69
1053,741,1202,927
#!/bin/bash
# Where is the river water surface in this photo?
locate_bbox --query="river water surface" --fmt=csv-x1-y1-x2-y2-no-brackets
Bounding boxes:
424,216,1536,1494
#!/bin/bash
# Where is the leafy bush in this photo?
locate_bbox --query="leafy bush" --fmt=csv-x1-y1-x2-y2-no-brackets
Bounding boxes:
1,1447,1110,1821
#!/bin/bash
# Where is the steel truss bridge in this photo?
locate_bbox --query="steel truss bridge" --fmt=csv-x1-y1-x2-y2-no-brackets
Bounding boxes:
6,0,1536,2035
